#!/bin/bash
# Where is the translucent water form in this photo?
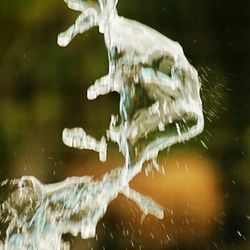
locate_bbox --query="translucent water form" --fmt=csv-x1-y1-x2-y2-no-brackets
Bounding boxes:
0,0,204,249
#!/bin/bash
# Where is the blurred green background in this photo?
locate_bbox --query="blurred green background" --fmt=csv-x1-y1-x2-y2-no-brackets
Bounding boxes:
0,0,249,249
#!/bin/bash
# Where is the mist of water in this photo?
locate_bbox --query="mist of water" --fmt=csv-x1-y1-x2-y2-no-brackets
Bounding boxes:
0,0,204,249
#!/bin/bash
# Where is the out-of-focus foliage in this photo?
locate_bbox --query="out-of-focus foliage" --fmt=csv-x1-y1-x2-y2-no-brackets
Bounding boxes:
0,0,249,249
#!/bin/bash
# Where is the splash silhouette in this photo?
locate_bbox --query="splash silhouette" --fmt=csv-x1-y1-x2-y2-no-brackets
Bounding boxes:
0,0,204,249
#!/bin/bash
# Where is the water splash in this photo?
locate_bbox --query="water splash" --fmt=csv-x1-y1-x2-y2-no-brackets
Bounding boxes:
0,167,163,249
0,0,204,249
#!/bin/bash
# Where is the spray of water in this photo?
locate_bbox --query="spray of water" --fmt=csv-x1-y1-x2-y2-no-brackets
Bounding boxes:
0,0,204,249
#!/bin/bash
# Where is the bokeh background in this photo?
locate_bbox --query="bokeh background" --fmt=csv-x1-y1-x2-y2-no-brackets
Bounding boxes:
0,0,249,249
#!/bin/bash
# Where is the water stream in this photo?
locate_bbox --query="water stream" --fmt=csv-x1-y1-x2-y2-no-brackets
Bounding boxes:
0,0,204,249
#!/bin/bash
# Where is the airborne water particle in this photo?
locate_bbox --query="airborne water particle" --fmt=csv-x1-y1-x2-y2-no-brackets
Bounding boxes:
200,140,208,149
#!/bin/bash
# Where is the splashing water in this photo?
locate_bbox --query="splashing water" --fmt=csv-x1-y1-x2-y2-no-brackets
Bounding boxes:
0,0,204,249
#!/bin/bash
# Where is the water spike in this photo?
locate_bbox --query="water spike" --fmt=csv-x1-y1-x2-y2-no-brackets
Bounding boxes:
58,8,99,47
62,127,107,162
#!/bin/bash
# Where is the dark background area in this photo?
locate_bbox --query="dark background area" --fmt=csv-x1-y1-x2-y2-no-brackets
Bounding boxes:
0,0,249,249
